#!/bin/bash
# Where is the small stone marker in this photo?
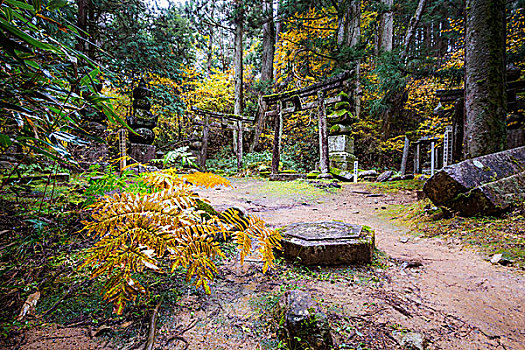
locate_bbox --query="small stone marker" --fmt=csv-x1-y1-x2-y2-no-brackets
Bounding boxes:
280,221,374,265
275,290,333,350
353,160,358,183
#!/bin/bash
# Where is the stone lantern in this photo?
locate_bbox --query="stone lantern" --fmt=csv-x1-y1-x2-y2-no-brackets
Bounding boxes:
327,92,358,170
128,79,158,163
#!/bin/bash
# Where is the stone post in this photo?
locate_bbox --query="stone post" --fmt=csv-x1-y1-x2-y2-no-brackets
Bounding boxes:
271,101,282,174
400,136,410,175
318,91,329,174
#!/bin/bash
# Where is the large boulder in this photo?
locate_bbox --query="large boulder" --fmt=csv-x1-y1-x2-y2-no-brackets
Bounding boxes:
423,146,525,216
280,222,374,265
275,290,333,350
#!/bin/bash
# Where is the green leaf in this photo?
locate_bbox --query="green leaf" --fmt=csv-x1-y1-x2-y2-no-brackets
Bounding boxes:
4,0,35,11
0,18,54,51
80,67,100,84
47,0,68,10
0,134,12,148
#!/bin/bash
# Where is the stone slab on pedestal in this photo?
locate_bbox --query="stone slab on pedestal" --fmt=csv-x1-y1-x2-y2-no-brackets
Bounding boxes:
280,222,374,265
130,143,156,164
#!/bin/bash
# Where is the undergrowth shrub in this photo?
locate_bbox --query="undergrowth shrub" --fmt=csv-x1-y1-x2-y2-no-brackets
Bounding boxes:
207,150,307,175
80,170,281,314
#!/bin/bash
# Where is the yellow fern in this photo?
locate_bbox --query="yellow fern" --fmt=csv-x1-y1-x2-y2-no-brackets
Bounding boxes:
181,171,232,188
80,171,279,314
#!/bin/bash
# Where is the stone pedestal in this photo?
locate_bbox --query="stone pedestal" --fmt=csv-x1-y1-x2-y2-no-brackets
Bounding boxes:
328,135,356,170
328,134,354,153
329,152,357,170
130,143,156,164
280,221,374,265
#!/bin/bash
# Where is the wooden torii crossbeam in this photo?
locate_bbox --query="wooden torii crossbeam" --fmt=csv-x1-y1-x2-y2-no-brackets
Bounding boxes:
191,107,254,169
262,71,351,176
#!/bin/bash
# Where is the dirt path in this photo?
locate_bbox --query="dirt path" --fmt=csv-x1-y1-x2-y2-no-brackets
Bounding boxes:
194,178,525,350
17,178,524,350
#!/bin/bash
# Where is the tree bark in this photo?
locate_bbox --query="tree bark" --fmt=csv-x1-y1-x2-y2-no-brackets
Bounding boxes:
206,29,214,77
464,0,507,158
260,0,274,84
233,0,244,169
379,0,393,52
401,0,428,59
76,0,90,53
381,0,427,141
271,102,283,174
250,0,275,152
337,1,362,118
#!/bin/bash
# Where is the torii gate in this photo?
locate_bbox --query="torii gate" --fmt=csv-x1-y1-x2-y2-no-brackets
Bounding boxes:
190,107,254,169
262,71,351,177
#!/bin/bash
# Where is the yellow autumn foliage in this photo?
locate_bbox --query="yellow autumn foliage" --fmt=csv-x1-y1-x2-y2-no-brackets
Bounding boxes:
80,171,281,314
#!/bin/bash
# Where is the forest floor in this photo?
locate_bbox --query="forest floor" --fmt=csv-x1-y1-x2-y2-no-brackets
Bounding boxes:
8,177,525,350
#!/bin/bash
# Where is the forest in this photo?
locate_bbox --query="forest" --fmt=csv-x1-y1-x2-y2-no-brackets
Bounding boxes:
1,0,524,349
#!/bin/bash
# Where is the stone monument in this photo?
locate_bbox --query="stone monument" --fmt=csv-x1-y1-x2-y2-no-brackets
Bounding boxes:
127,79,158,163
327,92,357,170
280,221,374,265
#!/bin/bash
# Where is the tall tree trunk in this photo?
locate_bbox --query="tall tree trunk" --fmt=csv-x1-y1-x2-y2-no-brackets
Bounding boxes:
76,0,89,53
379,0,393,52
337,0,362,118
273,0,282,82
260,0,274,84
464,0,507,158
206,29,213,77
233,0,244,169
250,0,275,152
381,0,427,142
401,0,427,59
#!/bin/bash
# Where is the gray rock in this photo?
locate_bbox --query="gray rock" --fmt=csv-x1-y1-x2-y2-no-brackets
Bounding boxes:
415,174,429,181
358,169,378,177
399,332,427,350
280,222,374,265
490,254,503,264
423,146,525,216
269,173,307,181
275,290,333,350
330,170,354,182
129,143,156,163
376,170,393,182
317,172,333,180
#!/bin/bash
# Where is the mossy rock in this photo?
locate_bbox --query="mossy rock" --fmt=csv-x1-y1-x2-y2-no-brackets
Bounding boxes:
282,169,297,174
337,91,350,101
330,167,343,176
307,171,320,179
334,101,350,111
260,171,271,177
196,199,218,219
